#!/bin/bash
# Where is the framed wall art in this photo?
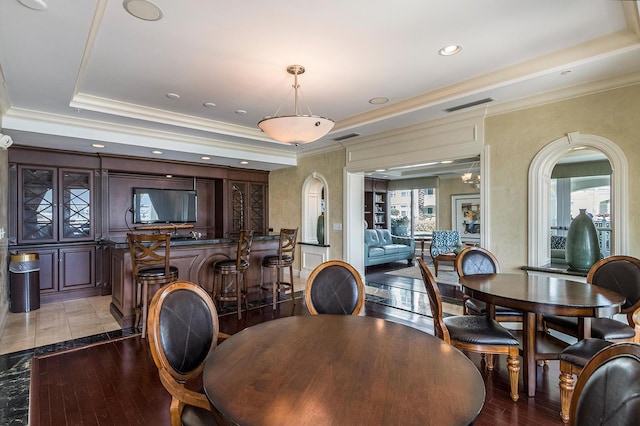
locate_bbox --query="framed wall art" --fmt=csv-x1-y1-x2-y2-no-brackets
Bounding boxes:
451,194,481,242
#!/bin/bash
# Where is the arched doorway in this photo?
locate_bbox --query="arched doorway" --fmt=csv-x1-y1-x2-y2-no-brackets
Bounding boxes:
527,132,628,266
300,172,330,278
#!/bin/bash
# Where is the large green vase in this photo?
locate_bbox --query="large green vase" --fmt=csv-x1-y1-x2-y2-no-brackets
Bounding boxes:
565,209,600,272
316,214,325,245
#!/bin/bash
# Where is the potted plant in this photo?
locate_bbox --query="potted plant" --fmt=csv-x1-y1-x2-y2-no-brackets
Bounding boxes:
391,216,410,236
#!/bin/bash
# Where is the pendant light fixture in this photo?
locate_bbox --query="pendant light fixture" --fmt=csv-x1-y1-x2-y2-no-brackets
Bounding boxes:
461,161,481,188
258,65,334,144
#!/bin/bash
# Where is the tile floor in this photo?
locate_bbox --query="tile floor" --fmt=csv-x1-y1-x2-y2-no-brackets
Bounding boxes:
0,295,121,355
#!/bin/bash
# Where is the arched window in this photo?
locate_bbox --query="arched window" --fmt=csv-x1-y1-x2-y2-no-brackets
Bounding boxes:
528,132,628,266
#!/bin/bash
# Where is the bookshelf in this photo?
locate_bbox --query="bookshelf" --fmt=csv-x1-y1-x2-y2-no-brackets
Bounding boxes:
364,178,388,229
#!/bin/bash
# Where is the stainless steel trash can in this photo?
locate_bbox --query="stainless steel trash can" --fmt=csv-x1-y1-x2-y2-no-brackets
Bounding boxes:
9,253,40,313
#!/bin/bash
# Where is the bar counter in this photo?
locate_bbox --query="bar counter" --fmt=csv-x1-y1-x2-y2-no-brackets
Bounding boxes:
104,235,280,327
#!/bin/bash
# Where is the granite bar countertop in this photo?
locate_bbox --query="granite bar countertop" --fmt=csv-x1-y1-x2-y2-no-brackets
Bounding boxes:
102,234,279,250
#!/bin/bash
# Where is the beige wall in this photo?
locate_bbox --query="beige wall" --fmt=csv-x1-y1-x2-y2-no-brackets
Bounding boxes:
486,83,640,271
437,177,479,230
269,148,346,269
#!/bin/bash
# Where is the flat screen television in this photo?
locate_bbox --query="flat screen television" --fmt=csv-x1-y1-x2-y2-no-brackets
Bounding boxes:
132,188,197,224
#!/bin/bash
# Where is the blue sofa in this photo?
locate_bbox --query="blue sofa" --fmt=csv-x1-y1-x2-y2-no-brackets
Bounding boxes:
364,229,415,267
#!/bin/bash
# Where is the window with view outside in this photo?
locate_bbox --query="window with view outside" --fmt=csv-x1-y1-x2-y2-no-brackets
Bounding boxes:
550,175,611,258
389,188,436,237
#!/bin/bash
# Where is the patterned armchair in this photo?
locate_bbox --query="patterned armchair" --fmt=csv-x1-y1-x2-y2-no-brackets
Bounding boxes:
430,230,463,258
430,230,464,276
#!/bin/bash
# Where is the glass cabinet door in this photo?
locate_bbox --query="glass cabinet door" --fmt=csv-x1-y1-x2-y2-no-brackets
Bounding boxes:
61,169,92,241
20,167,56,242
19,167,93,243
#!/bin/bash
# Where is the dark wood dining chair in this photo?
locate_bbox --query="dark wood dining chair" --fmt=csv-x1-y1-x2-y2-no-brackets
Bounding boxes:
212,229,254,319
557,338,614,423
544,255,640,343
456,246,522,322
305,260,365,315
127,232,178,338
147,281,227,426
418,258,521,402
261,227,298,309
568,342,640,426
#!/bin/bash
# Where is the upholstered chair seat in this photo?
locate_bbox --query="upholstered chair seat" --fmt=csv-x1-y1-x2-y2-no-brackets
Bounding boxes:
137,265,179,282
444,316,520,346
545,315,636,340
557,338,615,423
215,259,249,271
262,255,293,266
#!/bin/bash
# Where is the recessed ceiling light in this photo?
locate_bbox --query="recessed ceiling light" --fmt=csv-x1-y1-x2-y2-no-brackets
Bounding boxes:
18,0,47,10
166,93,180,99
201,156,211,160
369,97,389,105
438,45,462,56
375,169,386,172
203,102,216,108
123,0,163,21
440,160,453,164
235,110,247,114
92,143,105,148
240,161,249,165
166,174,172,178
151,150,163,155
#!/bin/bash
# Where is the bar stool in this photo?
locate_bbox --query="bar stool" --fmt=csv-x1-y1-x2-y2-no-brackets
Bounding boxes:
260,228,298,309
212,229,254,319
127,233,178,338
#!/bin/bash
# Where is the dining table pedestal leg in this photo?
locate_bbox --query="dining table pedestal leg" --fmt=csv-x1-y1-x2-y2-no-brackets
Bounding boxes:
523,312,537,397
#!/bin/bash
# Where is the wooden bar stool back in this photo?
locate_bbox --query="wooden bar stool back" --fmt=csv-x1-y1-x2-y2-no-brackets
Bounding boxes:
127,232,178,338
261,228,298,309
212,229,254,319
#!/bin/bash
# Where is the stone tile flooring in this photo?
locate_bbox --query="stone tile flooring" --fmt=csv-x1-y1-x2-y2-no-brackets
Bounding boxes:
0,296,121,355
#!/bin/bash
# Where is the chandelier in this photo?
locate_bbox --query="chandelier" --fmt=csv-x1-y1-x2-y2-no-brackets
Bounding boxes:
461,162,481,188
258,65,335,144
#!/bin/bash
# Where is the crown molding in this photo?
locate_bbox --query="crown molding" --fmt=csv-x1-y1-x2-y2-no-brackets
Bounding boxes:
70,93,275,143
2,107,297,166
485,69,640,117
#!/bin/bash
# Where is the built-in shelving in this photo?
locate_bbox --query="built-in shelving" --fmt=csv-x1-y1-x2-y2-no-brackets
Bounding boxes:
364,178,389,229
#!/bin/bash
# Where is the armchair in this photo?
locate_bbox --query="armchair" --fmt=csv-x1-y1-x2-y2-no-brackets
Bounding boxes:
430,230,464,276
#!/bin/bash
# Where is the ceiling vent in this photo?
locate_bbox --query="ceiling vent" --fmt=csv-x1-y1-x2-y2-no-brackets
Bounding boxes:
333,133,361,141
444,97,494,113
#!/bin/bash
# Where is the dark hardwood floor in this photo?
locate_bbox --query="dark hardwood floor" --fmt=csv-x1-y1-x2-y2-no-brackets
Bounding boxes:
30,260,566,425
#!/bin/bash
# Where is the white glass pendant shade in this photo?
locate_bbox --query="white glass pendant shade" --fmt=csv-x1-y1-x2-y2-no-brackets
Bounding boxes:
258,65,334,144
258,115,334,144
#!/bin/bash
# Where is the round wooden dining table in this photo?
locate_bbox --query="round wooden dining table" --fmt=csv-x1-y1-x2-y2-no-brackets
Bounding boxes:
203,315,485,426
459,273,625,397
